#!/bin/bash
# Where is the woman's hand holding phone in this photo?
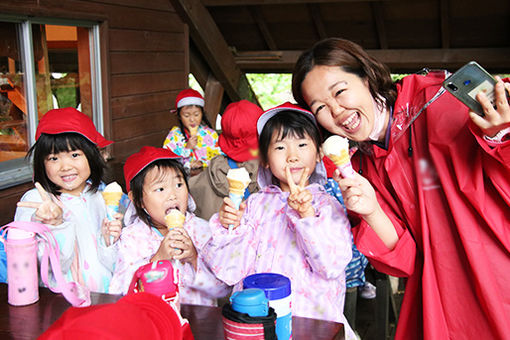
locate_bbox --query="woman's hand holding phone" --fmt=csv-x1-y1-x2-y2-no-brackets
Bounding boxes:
469,76,510,138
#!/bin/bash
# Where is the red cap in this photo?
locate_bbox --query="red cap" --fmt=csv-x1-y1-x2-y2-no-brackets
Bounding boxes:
218,100,263,162
175,89,204,109
38,293,184,340
36,107,113,148
256,102,317,135
124,146,182,192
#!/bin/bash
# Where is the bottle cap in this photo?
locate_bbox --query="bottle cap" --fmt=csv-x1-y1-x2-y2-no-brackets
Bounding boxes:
243,273,291,300
7,229,35,240
230,288,268,317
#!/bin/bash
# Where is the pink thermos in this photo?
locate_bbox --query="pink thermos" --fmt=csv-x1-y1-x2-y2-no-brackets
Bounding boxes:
5,228,39,306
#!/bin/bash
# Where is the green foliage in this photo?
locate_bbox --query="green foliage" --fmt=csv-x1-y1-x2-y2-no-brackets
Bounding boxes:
246,73,293,110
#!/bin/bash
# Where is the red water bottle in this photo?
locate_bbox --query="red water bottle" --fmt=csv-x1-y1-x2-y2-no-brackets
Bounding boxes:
128,260,180,310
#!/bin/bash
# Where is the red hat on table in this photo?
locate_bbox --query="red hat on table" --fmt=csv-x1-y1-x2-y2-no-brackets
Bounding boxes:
175,89,204,109
124,146,182,192
218,100,263,162
38,292,190,340
36,107,113,148
256,102,317,135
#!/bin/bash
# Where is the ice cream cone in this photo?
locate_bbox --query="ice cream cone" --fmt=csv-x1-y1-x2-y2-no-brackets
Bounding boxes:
328,149,350,167
165,209,185,230
322,135,355,178
102,192,123,206
189,126,199,136
227,178,249,196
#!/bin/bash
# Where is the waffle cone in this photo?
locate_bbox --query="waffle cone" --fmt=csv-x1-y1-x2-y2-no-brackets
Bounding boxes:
102,192,122,206
228,178,248,196
165,210,185,229
328,149,350,166
189,126,199,135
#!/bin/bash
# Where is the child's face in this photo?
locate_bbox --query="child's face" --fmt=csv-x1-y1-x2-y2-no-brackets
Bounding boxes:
44,149,91,196
265,129,320,192
141,166,188,229
179,105,202,132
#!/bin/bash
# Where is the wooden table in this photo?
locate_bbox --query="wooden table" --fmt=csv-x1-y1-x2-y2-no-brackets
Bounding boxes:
0,284,343,339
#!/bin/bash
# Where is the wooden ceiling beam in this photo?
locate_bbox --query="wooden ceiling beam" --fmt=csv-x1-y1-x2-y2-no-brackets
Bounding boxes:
371,2,388,49
203,0,386,5
189,43,209,89
440,0,450,48
308,4,327,40
169,0,259,105
250,6,278,50
234,48,510,73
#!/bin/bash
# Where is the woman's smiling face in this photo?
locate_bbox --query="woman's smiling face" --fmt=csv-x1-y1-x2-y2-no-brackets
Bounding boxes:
301,65,376,142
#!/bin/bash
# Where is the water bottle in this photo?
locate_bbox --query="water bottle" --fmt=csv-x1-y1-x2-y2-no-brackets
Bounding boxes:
5,228,39,306
230,288,269,317
243,273,292,340
128,260,180,310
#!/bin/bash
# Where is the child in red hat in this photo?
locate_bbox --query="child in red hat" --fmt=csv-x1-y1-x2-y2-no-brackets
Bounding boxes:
14,107,122,293
109,146,230,305
163,89,223,175
188,100,263,220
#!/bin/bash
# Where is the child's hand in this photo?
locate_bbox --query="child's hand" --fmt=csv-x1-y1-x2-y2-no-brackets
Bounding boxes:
286,166,315,218
17,182,63,226
101,213,122,246
219,197,246,229
186,135,198,150
168,227,198,270
470,76,510,137
333,169,378,218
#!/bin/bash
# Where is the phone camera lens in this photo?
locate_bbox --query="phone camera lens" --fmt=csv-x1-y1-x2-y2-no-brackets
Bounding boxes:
447,83,458,91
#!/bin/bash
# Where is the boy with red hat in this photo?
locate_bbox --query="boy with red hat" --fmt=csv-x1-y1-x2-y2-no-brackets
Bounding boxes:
163,89,223,175
188,100,263,220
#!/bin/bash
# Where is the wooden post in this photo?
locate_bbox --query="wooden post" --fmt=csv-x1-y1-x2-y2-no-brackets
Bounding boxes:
204,74,224,129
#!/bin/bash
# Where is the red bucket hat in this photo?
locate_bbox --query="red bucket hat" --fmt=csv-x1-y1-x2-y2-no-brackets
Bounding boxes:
124,146,182,192
36,107,113,148
218,100,263,162
256,102,317,135
175,89,204,109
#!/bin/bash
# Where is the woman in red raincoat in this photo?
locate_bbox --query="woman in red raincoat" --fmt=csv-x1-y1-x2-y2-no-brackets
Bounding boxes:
292,38,510,339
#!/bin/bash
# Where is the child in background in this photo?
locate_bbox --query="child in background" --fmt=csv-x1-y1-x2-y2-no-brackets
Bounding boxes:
189,100,263,220
14,108,121,293
203,102,356,339
109,146,230,305
163,89,222,175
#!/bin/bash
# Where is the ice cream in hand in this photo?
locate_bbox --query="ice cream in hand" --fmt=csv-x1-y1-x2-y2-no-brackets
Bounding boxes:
322,135,355,178
227,168,251,197
102,181,123,220
165,209,185,230
189,126,199,136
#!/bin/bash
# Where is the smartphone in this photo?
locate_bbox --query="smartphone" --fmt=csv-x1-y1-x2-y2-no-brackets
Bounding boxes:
443,61,496,116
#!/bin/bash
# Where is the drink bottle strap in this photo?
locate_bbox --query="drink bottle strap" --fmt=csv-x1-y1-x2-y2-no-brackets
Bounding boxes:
0,221,91,307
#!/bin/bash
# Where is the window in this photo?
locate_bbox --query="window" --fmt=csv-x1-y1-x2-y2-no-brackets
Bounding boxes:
0,17,103,189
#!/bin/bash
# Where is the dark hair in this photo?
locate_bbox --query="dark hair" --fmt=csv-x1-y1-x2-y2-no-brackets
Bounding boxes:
177,105,213,142
27,133,106,196
292,38,397,112
258,110,321,166
129,159,189,226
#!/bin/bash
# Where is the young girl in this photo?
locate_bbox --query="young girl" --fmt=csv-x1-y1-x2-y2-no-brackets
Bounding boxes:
203,102,356,339
14,107,122,293
163,89,222,174
109,146,230,306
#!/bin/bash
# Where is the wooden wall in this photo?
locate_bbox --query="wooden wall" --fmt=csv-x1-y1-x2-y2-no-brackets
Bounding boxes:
0,0,188,225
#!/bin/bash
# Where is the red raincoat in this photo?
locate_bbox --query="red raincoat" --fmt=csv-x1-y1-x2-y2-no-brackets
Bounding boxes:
352,71,510,339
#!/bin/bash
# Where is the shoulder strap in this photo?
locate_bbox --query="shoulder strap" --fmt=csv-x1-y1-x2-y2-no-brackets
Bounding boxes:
0,221,91,307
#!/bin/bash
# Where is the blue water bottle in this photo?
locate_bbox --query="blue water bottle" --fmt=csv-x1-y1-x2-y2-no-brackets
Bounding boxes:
230,288,269,317
243,273,292,340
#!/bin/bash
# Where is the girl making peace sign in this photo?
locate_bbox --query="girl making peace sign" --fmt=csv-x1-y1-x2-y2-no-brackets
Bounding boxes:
14,108,121,293
202,103,356,340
